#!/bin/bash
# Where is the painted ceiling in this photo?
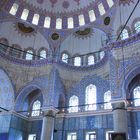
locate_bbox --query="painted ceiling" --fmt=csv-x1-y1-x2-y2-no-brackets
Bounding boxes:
26,0,95,13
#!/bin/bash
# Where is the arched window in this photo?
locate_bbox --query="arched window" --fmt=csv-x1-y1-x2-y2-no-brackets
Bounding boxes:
87,55,95,65
62,53,69,63
9,3,19,15
31,100,41,116
39,49,47,59
32,14,40,25
21,9,29,20
74,56,81,66
56,18,62,29
44,17,51,28
9,44,21,58
67,17,74,29
133,86,140,106
78,14,85,26
106,0,114,7
134,21,140,33
104,90,112,109
120,29,129,40
85,84,96,111
69,95,79,113
98,3,105,15
0,38,9,52
100,51,105,60
88,10,96,22
25,50,33,60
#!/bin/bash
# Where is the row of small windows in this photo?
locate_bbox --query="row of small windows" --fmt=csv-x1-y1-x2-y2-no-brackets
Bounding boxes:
69,85,140,113
25,49,48,60
9,0,114,29
67,132,96,140
67,130,115,140
26,85,140,117
69,84,112,113
61,51,105,66
120,21,140,40
0,42,49,60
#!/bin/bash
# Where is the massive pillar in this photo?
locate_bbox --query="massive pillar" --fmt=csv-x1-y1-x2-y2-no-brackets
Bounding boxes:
112,101,128,139
41,107,58,140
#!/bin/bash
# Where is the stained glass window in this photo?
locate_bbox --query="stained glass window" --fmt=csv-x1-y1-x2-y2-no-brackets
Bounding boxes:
67,132,77,140
56,18,62,29
120,29,129,40
85,84,96,111
21,9,29,20
39,50,47,59
133,86,140,106
44,17,51,28
9,3,19,15
31,100,41,117
74,56,81,66
134,21,140,33
78,14,85,26
69,95,79,113
32,14,40,25
88,10,96,22
86,131,96,140
68,17,74,29
62,53,69,63
88,55,95,65
25,50,33,60
98,3,105,16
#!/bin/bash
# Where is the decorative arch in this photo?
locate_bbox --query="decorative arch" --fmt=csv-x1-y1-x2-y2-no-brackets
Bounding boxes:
0,37,9,53
9,44,22,58
122,66,140,99
0,37,9,45
15,84,44,111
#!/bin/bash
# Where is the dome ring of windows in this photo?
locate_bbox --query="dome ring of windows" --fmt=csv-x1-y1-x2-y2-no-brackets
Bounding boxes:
7,0,116,30
60,50,107,68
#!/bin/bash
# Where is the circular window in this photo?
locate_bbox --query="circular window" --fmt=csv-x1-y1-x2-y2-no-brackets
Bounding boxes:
51,33,60,40
104,17,111,26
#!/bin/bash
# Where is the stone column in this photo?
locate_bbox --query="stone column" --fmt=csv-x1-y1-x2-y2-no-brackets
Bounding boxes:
112,101,128,139
41,107,58,140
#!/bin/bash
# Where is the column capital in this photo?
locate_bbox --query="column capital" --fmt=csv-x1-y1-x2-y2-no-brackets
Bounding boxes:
111,99,127,110
42,106,59,117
